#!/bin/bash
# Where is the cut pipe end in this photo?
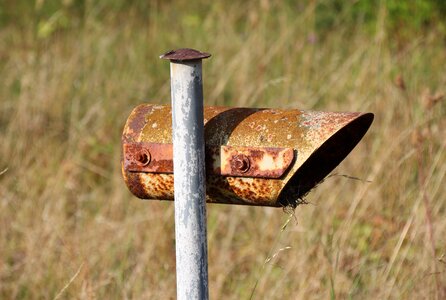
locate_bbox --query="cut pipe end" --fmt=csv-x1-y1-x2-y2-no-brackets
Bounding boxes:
160,48,211,62
278,112,374,207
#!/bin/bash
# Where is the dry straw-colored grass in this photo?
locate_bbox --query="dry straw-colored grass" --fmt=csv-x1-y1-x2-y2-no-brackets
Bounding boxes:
0,1,445,299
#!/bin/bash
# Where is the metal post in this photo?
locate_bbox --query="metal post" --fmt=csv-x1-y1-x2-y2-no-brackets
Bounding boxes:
160,48,211,300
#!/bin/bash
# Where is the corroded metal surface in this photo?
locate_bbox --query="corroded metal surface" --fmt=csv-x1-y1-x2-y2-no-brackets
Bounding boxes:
215,145,294,178
122,104,374,207
123,142,294,178
160,48,211,61
123,143,173,173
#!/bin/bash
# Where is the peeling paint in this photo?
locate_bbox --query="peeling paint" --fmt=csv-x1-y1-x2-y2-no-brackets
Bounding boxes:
169,58,208,300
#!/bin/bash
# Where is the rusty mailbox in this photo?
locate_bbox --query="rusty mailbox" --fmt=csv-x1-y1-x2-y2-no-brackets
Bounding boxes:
122,104,374,207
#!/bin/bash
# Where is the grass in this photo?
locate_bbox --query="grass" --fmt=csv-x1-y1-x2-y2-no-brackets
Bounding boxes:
0,1,445,299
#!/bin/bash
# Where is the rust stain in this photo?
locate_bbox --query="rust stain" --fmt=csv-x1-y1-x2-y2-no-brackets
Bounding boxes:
124,142,294,179
122,104,153,143
124,143,173,173
160,48,211,61
122,164,147,199
122,104,374,207
220,146,294,178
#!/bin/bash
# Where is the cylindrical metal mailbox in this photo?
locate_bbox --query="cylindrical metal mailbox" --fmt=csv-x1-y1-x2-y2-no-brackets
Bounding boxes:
122,104,373,207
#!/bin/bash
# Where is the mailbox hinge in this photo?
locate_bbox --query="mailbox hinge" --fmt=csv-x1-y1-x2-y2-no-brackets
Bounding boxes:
123,142,295,179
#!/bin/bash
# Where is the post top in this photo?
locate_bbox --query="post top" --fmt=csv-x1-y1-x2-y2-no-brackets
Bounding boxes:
160,48,211,62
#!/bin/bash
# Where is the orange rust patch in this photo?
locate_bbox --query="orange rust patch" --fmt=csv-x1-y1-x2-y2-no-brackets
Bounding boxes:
220,146,294,178
125,142,294,179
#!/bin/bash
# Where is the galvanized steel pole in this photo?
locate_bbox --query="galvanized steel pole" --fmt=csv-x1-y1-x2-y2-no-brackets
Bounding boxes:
160,48,211,300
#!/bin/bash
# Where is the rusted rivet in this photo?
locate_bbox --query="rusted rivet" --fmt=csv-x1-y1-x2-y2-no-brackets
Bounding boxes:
135,149,151,166
232,154,250,173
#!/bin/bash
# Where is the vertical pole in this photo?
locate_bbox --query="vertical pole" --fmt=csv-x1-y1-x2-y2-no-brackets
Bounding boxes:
160,48,211,300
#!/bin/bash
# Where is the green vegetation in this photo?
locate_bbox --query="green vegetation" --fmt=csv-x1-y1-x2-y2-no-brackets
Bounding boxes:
1,1,445,299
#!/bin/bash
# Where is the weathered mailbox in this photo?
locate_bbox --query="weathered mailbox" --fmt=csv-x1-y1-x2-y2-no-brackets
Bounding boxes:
121,48,373,299
122,104,373,207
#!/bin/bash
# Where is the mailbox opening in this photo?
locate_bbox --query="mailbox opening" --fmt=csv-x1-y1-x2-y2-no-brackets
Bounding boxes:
278,112,374,207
